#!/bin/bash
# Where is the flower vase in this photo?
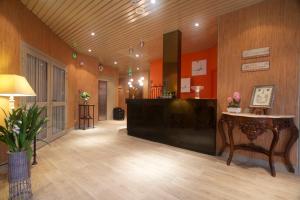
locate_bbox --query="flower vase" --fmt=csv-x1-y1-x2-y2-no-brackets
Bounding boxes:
83,98,89,105
8,151,32,200
227,107,242,113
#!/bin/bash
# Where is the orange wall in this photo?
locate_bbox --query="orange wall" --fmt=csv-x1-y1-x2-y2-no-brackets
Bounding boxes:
0,0,118,163
149,47,217,99
149,59,163,86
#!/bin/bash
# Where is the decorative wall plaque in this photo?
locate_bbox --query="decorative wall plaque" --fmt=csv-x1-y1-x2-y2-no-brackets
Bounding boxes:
242,47,270,59
241,61,270,72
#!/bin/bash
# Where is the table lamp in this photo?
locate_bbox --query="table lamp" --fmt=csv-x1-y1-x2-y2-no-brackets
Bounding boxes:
0,74,36,111
191,85,204,99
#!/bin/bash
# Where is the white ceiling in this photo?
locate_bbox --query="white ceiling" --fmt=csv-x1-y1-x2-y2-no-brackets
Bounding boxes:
21,0,263,74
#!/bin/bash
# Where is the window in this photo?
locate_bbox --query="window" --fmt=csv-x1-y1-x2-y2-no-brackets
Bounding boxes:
21,43,67,143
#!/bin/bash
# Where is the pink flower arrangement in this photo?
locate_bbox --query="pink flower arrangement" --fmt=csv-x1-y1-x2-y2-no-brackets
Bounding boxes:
227,92,241,108
233,92,241,102
227,97,233,104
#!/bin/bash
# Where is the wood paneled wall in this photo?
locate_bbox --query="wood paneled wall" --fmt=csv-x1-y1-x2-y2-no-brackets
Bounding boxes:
0,0,118,163
217,0,300,164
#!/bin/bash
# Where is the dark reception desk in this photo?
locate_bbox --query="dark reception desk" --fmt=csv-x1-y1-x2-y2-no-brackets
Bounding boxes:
126,99,217,155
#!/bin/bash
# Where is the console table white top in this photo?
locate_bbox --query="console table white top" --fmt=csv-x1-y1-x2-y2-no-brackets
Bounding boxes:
222,112,295,119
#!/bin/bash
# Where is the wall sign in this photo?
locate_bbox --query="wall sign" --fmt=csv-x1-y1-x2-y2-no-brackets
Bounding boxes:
242,61,270,72
242,47,270,59
192,59,207,76
181,78,191,93
72,52,77,59
128,67,132,77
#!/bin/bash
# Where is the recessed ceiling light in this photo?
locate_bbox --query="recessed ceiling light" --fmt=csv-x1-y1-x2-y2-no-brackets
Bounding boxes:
150,0,156,4
137,67,140,70
194,22,199,27
88,49,92,52
114,61,118,65
135,54,140,58
91,32,95,36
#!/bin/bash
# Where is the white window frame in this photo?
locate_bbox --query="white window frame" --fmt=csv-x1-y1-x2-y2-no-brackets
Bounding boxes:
20,42,68,146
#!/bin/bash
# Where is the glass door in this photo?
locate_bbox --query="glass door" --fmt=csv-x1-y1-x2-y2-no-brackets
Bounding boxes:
51,65,67,139
22,44,67,144
23,54,49,142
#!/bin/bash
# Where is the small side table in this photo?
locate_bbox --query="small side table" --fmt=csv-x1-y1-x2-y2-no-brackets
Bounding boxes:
218,112,299,177
79,104,95,130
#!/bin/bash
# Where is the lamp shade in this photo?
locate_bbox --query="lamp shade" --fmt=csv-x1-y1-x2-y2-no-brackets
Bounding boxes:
0,74,36,97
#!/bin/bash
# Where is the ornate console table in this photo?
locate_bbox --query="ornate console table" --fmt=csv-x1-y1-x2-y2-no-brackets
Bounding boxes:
218,112,299,177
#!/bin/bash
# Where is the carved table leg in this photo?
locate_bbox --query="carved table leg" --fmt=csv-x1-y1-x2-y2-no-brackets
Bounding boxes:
227,121,234,166
284,125,299,173
218,117,226,156
269,128,279,177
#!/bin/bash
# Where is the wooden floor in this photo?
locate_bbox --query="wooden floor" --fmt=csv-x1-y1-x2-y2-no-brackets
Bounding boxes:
0,120,300,200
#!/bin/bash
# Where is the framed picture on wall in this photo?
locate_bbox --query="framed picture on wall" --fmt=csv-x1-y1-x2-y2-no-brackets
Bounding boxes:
250,85,275,108
192,59,207,76
181,78,191,93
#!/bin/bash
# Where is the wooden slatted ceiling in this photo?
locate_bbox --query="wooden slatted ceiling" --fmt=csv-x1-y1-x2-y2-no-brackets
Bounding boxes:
21,0,263,74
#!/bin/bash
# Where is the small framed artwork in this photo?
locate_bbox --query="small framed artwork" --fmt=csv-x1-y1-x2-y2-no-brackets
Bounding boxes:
180,78,191,93
250,85,275,108
192,59,207,76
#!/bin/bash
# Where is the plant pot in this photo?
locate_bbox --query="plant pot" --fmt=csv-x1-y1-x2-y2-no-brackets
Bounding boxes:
227,107,242,113
8,151,32,200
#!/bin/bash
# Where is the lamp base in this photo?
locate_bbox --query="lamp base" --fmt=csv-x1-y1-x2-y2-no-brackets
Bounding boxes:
8,96,15,112
191,86,204,99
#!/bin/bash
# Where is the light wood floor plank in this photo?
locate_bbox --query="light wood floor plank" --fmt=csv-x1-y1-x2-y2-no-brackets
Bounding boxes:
0,120,299,200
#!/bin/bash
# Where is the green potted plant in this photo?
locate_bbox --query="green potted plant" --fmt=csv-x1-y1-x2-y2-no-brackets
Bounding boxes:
0,105,47,200
80,91,91,104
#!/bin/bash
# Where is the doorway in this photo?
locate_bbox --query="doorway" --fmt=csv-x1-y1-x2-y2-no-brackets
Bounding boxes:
22,43,67,145
98,80,107,121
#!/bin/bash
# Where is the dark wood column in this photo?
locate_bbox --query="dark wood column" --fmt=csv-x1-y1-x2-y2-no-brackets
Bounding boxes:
163,30,182,98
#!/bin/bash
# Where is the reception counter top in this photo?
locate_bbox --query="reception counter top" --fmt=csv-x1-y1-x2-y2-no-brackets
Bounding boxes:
126,99,217,155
